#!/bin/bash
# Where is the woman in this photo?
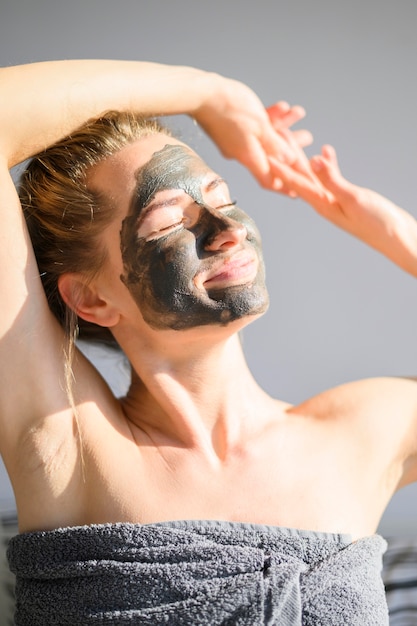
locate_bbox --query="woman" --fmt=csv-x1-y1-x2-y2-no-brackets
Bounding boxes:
1,60,416,625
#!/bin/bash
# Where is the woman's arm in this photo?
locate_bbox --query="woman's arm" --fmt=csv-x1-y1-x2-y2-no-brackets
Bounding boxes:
0,59,310,182
270,141,417,491
0,60,213,165
0,59,308,447
269,141,417,277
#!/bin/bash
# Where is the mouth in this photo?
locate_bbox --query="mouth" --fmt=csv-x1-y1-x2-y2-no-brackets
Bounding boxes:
197,250,258,290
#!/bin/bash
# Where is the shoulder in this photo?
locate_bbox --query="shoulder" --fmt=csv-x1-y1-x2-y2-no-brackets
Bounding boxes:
290,376,417,487
292,376,417,420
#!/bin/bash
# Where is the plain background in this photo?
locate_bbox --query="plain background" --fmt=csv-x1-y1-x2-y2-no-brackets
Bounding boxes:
1,0,417,535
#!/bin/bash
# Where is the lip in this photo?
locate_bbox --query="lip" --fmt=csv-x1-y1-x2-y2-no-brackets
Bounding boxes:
198,250,258,289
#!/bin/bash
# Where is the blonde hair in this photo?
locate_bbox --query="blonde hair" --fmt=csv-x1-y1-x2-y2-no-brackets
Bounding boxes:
19,112,168,343
19,113,169,426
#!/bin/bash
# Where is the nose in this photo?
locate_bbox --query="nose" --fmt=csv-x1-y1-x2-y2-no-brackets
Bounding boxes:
201,206,248,252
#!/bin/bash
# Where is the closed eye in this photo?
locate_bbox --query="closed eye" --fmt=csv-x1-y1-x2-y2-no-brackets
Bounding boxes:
140,197,238,241
148,219,185,237
137,195,194,240
217,200,237,210
147,201,238,238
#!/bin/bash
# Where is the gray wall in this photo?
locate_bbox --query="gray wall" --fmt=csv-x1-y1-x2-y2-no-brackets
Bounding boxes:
1,0,417,535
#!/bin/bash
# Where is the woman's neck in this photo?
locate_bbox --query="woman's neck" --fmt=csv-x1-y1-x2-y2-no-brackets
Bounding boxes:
119,331,276,462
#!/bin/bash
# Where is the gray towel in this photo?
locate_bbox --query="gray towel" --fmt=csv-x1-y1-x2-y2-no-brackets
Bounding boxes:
7,520,388,625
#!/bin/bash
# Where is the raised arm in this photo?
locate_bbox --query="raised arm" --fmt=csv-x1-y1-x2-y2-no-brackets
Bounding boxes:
0,59,308,454
0,60,217,166
270,140,417,493
0,59,309,181
269,141,417,277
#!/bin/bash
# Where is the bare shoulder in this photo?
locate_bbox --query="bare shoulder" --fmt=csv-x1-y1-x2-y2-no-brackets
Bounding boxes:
291,376,417,420
290,376,417,486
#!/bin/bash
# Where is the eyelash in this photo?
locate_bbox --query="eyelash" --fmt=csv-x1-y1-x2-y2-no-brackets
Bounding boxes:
217,200,237,210
148,200,238,237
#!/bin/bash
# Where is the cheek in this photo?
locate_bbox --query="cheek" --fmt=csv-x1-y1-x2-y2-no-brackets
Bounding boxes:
124,230,200,291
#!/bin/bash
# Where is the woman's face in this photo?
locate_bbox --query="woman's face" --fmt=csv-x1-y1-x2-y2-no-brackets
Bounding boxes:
90,134,269,331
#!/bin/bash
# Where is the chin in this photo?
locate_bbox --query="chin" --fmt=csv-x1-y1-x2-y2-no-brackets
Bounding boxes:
229,294,269,326
221,307,268,334
211,281,270,324
138,280,270,332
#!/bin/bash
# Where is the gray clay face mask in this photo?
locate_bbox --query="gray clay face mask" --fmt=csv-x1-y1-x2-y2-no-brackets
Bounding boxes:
120,144,269,330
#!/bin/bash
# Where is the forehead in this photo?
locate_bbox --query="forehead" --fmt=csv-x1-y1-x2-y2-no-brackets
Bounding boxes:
87,134,214,215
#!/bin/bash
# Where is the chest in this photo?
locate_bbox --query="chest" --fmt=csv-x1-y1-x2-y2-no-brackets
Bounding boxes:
81,421,379,537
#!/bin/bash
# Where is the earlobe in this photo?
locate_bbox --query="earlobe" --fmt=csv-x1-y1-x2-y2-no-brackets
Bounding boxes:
58,273,120,328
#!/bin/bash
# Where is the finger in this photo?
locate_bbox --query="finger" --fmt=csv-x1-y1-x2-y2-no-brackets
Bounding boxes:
239,136,278,189
269,101,291,114
293,129,314,148
269,108,306,131
262,127,305,171
280,186,299,198
310,147,354,199
278,128,317,182
242,132,304,191
263,126,300,166
269,156,332,209
321,144,340,170
267,102,306,130
270,177,296,196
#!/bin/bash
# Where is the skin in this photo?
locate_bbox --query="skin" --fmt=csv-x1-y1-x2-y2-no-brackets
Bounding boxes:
4,59,417,625
3,133,417,545
120,144,269,330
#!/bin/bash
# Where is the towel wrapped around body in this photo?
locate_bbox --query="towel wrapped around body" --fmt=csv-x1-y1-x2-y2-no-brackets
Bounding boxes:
7,520,388,625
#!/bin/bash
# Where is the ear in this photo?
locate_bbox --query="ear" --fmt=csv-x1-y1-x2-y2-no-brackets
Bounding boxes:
58,273,120,328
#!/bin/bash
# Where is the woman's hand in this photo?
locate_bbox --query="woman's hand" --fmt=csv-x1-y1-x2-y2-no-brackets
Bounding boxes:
194,75,313,190
269,142,417,278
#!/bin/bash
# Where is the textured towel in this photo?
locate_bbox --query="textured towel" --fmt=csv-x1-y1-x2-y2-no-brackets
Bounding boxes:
7,520,388,625
382,535,417,625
